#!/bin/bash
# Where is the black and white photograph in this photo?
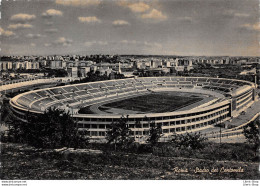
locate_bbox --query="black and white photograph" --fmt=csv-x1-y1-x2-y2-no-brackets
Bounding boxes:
0,0,260,183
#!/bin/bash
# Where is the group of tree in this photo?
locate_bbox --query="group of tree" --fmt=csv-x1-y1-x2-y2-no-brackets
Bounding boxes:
69,71,125,85
106,116,208,151
106,116,134,150
46,69,68,77
2,108,88,149
243,118,259,156
85,54,119,63
106,115,259,155
106,116,163,150
171,132,208,150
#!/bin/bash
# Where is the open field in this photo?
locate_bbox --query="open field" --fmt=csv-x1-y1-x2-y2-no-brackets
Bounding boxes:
99,92,203,114
1,142,259,180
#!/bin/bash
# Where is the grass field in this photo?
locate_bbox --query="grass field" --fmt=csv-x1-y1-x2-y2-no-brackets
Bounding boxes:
102,92,203,113
1,142,259,179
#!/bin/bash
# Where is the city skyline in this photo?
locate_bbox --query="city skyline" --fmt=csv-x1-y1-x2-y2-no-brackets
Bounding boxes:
0,0,259,56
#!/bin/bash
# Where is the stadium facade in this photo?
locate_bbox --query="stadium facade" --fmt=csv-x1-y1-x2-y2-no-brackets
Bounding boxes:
9,76,257,142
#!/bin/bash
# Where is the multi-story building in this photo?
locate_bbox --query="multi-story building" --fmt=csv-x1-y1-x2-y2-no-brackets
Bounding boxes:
24,61,32,70
31,62,40,69
14,62,25,70
0,61,13,71
50,61,62,69
67,67,78,78
79,67,91,77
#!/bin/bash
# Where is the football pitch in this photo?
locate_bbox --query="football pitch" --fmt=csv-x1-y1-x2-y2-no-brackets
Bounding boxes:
101,92,203,113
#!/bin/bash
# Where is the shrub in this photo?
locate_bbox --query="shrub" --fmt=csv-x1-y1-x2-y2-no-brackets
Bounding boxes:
171,132,208,150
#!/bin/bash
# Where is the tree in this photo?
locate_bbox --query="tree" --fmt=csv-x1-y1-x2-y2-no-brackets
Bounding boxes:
47,69,68,77
171,132,208,150
147,121,162,146
243,119,259,156
8,107,89,149
106,116,134,150
0,99,24,143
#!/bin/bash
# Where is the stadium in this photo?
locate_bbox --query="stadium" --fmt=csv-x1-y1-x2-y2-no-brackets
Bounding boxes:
9,76,258,142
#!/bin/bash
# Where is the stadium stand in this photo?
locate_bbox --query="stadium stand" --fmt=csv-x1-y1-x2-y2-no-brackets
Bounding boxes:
9,76,258,142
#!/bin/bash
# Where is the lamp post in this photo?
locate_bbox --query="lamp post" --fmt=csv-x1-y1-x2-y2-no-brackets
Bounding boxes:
220,121,222,144
39,101,44,112
217,113,223,144
0,94,3,127
67,103,73,117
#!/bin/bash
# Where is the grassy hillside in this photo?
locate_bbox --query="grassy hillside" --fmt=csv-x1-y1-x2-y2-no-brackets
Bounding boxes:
1,142,259,180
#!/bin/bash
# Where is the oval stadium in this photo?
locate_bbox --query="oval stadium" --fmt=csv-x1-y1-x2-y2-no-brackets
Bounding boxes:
9,76,258,142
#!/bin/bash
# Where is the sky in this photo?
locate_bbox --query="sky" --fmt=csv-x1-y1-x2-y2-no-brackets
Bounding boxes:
0,0,259,56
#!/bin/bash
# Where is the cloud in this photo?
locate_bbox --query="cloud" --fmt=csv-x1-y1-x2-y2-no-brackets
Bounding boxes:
26,33,45,39
118,1,150,13
223,9,235,16
120,40,162,48
54,37,73,46
10,13,36,22
240,22,260,31
234,13,250,17
44,21,54,26
44,43,52,47
8,23,33,30
224,10,250,18
141,9,167,21
78,16,101,23
42,9,63,18
113,20,130,26
120,40,137,44
177,16,192,22
43,38,72,48
56,0,101,7
84,41,108,47
118,1,167,22
128,2,150,13
44,28,59,33
0,27,16,37
144,41,162,48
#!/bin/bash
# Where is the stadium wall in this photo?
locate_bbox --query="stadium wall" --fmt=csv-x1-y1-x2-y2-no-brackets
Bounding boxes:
9,76,258,142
